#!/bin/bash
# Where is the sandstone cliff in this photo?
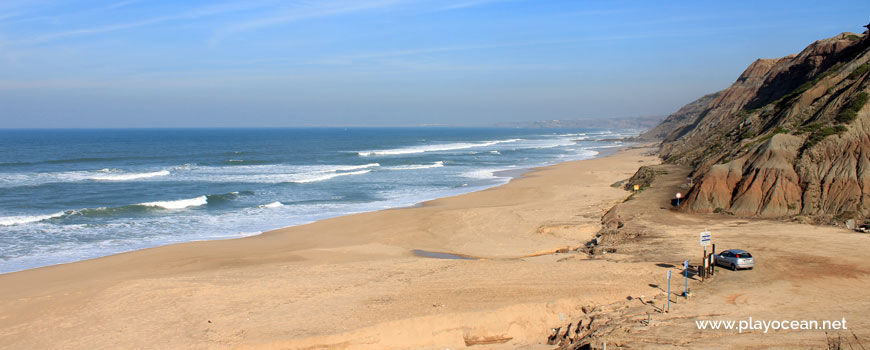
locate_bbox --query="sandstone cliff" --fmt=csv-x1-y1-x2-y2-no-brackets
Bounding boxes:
644,30,870,222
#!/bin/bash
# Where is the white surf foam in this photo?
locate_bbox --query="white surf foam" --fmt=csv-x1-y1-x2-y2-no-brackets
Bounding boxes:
88,169,170,181
0,212,66,226
461,169,503,180
358,139,521,156
385,161,445,170
328,163,380,171
287,169,371,183
137,195,207,209
260,201,284,208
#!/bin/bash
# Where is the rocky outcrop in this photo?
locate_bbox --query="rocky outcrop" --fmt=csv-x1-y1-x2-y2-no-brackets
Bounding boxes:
685,134,804,217
646,30,870,221
622,166,656,191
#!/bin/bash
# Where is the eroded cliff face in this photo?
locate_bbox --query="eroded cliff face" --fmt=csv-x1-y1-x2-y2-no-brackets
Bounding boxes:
647,31,870,221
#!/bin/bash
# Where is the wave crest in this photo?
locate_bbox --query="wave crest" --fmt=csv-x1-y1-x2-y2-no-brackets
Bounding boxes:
260,201,284,208
137,195,207,209
0,212,66,226
385,161,445,170
358,139,521,156
88,169,170,181
287,169,371,183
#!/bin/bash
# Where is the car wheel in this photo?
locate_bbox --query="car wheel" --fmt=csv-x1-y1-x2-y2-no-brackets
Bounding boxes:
730,263,737,271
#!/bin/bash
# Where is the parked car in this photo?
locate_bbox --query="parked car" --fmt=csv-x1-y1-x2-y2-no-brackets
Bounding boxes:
714,249,755,270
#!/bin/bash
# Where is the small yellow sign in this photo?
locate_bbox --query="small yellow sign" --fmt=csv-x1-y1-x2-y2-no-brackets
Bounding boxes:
633,184,640,191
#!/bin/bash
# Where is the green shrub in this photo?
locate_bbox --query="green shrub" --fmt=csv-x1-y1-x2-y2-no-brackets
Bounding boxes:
836,91,869,123
781,63,847,104
805,125,847,149
797,123,822,134
849,63,870,80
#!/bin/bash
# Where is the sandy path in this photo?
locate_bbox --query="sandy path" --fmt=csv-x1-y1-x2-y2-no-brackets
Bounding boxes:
0,146,664,349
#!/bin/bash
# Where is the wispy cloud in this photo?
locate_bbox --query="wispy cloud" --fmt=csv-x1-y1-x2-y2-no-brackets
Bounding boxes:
322,34,669,64
104,0,145,10
0,11,22,22
208,0,411,46
15,2,264,45
437,0,516,11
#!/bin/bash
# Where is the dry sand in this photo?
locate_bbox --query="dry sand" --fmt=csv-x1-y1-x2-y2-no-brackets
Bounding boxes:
1,145,868,349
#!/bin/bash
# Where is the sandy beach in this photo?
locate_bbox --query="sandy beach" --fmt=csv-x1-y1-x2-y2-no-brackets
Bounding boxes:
2,145,869,349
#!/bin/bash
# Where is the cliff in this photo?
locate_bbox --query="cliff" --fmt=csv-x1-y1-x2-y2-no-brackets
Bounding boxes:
644,30,870,222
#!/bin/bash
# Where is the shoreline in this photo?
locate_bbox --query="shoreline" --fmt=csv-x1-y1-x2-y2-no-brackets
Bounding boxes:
0,144,661,349
0,144,623,276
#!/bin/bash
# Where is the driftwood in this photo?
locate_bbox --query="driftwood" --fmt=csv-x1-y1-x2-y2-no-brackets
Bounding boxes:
463,335,512,346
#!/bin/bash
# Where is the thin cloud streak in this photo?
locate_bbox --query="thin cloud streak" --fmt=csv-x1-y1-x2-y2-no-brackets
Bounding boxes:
323,33,681,63
438,0,515,11
104,0,145,10
15,2,265,45
208,0,411,47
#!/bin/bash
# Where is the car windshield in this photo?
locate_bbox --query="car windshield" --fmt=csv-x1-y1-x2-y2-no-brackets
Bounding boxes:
735,252,752,258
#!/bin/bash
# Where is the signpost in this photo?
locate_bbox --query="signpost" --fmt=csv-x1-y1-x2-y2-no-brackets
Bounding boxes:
699,230,711,247
675,192,682,206
700,230,711,280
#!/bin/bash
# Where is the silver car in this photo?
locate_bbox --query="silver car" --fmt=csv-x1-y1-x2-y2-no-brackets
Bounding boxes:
714,249,754,270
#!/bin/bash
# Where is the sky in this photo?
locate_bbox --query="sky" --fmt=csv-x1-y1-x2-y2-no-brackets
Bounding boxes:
0,0,867,128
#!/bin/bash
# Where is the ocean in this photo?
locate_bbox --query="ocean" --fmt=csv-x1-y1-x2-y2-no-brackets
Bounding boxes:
0,127,635,273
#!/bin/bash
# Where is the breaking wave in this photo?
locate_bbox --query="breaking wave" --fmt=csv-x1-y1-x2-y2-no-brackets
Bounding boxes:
358,139,521,156
137,195,208,209
260,201,284,208
385,161,445,170
0,212,66,226
88,169,170,181
286,169,371,183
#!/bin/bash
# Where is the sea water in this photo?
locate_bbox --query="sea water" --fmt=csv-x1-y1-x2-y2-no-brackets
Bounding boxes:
0,127,636,273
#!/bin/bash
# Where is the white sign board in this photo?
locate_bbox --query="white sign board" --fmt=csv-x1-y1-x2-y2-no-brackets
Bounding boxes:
699,231,711,246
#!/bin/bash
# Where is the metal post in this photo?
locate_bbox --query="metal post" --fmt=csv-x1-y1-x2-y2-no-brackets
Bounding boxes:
666,270,671,312
684,260,688,297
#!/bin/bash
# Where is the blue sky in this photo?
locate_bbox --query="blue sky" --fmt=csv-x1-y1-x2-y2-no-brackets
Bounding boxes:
0,0,867,128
